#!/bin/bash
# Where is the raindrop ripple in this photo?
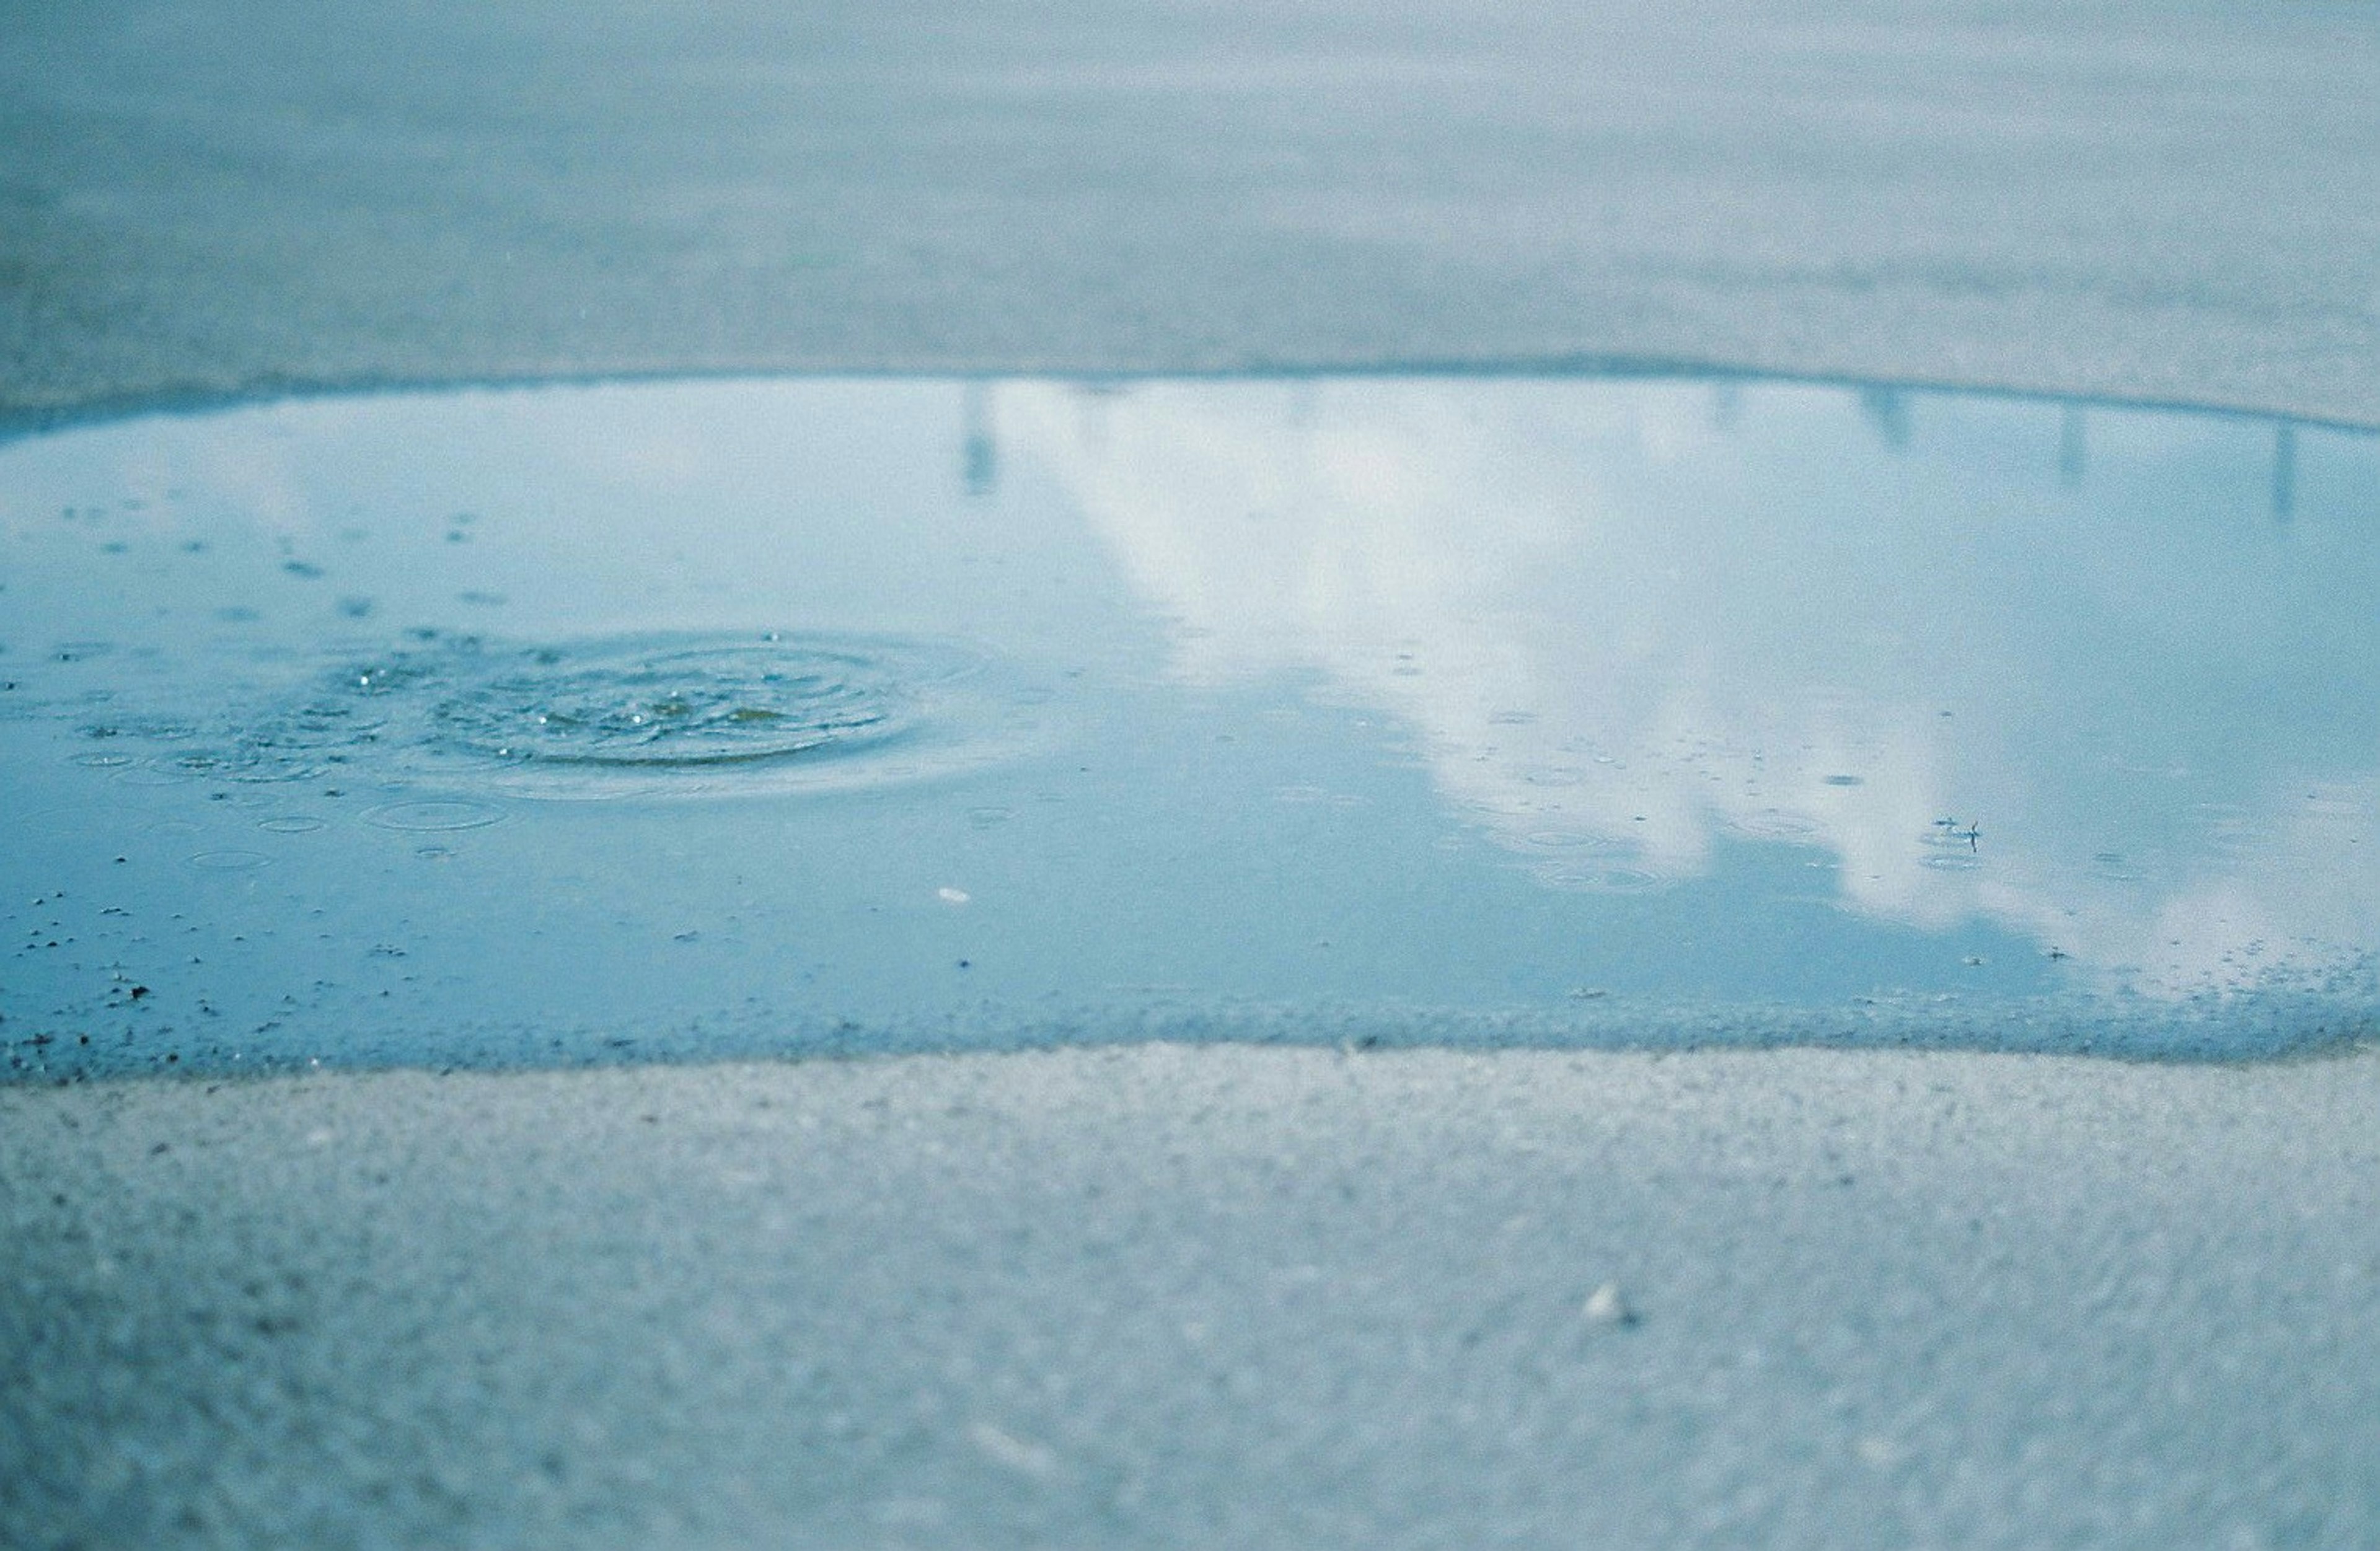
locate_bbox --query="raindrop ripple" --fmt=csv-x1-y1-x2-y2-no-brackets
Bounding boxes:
430,639,917,768
84,631,1014,799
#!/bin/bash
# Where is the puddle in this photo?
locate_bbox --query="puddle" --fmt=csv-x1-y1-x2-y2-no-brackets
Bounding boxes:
2,375,2377,1077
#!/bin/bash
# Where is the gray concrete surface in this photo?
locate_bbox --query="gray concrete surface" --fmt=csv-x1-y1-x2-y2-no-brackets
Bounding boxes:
3,0,2378,427
8,1048,2380,1549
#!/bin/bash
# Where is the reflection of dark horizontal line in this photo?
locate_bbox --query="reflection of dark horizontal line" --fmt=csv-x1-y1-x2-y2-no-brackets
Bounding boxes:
6,358,2376,450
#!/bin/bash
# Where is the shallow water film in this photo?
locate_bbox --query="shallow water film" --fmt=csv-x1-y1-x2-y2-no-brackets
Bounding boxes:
3,377,2376,1076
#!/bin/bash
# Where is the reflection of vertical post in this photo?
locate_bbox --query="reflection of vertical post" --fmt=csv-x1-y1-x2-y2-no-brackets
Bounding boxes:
1709,381,1742,434
2272,421,2297,522
1857,386,1909,450
1287,379,1318,431
2058,404,2087,489
963,380,999,499
1072,381,1116,453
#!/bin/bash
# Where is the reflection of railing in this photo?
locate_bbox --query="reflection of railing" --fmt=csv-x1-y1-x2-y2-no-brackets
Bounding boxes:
2060,406,2299,519
1773,381,2336,525
983,371,2375,544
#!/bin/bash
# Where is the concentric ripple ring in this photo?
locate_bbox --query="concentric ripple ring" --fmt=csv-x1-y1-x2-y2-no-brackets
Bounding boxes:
430,639,927,768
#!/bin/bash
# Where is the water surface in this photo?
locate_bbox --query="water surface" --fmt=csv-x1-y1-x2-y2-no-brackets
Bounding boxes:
3,377,2376,1076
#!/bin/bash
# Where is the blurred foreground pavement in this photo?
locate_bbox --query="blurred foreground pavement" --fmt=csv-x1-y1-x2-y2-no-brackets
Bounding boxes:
7,1049,2380,1549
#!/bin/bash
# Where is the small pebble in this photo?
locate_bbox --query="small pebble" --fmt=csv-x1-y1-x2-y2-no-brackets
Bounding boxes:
1583,1281,1638,1326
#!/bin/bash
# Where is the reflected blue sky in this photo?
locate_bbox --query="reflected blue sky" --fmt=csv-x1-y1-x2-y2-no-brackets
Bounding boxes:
2,377,2375,1076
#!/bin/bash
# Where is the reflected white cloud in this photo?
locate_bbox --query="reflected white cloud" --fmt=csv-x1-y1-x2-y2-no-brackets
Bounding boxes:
1004,379,2380,996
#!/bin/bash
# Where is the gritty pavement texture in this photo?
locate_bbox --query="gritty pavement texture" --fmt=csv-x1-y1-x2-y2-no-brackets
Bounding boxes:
2,0,2378,428
6,1047,2380,1549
